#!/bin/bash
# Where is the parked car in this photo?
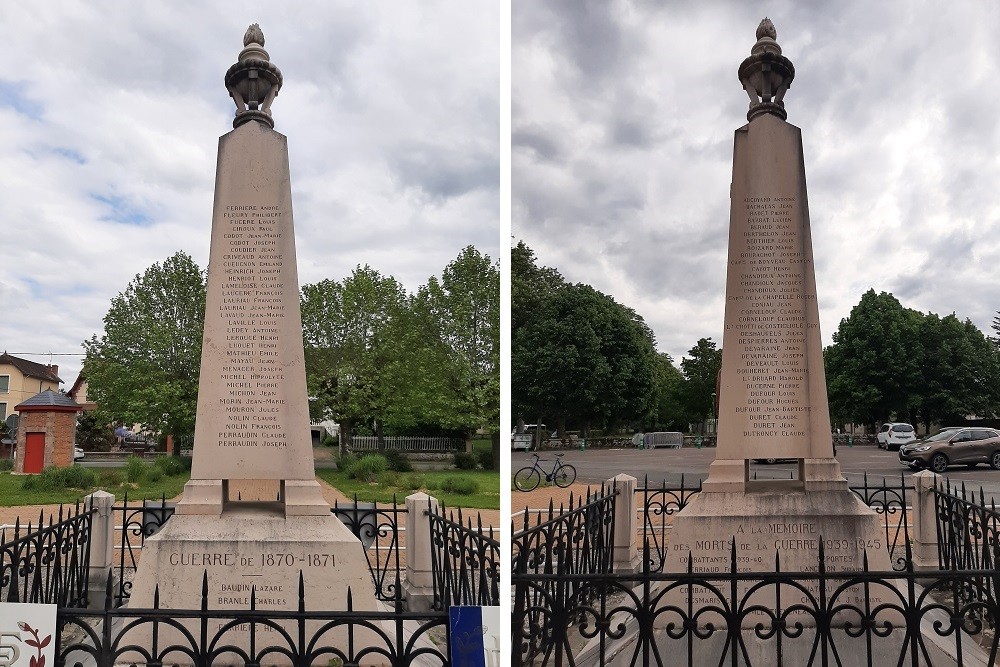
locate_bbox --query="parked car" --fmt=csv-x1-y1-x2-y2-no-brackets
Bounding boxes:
73,446,84,461
511,424,548,451
898,427,1000,473
877,423,917,450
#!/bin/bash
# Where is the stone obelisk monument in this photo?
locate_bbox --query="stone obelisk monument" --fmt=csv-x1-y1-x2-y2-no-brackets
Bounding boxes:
128,25,378,655
664,19,890,589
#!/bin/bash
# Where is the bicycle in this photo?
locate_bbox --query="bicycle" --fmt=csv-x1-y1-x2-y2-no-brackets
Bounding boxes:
513,453,577,491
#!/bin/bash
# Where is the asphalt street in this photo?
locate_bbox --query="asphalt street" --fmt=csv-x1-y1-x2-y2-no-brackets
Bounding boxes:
512,444,1000,502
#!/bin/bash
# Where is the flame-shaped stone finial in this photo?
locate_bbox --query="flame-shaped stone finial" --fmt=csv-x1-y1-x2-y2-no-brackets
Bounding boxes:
244,23,265,47
738,18,795,121
756,17,776,41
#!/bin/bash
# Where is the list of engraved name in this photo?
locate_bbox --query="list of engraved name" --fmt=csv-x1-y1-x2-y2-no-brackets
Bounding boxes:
218,203,287,449
727,195,815,439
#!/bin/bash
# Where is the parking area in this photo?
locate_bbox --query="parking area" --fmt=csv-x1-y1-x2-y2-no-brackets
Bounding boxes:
512,444,1000,503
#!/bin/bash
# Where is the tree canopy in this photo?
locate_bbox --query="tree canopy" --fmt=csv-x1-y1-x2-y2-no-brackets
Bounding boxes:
679,338,723,425
83,251,206,437
825,289,1000,429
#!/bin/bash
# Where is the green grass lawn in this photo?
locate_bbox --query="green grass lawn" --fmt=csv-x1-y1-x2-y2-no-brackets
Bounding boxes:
317,468,500,509
0,469,190,507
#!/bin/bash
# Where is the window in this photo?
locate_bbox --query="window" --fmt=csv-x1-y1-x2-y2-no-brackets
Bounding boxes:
0,376,8,393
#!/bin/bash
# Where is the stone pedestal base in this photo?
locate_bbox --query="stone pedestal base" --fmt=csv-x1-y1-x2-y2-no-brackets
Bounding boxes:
125,505,381,664
175,478,332,517
661,487,896,629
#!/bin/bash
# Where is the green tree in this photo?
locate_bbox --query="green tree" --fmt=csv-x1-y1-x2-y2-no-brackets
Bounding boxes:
650,352,685,430
300,266,407,450
824,290,921,428
75,410,117,452
83,252,206,437
415,246,500,443
511,240,564,332
513,283,657,433
679,338,723,426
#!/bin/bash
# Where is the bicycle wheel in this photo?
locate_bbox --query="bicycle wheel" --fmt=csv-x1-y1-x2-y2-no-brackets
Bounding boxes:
554,464,577,487
514,467,541,491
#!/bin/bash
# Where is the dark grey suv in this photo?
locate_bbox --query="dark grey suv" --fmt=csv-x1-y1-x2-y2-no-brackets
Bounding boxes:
898,427,1000,473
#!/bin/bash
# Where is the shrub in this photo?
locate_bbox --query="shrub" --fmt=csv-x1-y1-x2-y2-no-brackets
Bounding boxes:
125,456,147,483
146,466,163,483
346,454,388,482
384,449,413,473
154,455,188,476
0,459,13,472
441,476,478,495
337,452,358,472
400,474,426,491
453,452,479,470
321,433,338,448
475,449,494,470
22,465,97,491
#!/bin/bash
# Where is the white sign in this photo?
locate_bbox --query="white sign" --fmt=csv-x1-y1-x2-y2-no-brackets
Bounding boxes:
0,604,56,667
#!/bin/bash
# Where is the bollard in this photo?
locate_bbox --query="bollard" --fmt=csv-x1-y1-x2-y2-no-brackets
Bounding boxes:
579,438,586,451
848,435,853,447
696,436,703,449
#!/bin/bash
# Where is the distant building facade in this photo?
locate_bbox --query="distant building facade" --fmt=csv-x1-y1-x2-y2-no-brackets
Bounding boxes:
0,353,62,421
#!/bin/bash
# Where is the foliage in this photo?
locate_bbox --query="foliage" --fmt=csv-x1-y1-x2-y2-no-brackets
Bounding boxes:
0,460,11,472
511,241,565,332
679,338,723,424
650,353,686,430
440,476,478,495
301,266,408,448
345,454,389,482
124,456,148,483
317,468,500,509
75,411,116,452
453,451,479,470
153,455,190,475
415,246,501,435
513,279,658,433
22,466,97,491
825,289,1000,429
83,252,206,438
475,448,493,470
383,449,413,473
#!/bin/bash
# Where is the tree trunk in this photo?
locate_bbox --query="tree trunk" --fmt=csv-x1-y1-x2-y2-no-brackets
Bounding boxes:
490,431,500,470
341,420,354,455
375,420,385,451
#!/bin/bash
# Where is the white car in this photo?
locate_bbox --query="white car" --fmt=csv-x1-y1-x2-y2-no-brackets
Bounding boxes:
877,423,916,451
73,446,84,461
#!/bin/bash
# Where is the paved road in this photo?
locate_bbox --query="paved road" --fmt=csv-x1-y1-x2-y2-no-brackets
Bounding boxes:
513,445,1000,502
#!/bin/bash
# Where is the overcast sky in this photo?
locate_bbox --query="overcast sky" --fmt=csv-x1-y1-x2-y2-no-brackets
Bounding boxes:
0,1,501,389
514,0,1000,365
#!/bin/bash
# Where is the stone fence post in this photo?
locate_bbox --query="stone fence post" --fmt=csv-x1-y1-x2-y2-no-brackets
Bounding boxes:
607,474,639,573
910,470,940,571
84,490,116,607
403,491,439,611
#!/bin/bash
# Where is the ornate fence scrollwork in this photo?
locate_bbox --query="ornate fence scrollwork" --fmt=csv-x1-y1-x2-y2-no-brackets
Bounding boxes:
427,503,500,609
331,496,406,602
0,501,94,608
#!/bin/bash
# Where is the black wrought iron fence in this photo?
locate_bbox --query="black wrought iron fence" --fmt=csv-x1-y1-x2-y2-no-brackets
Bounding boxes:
637,476,702,573
60,571,450,667
0,502,94,607
512,485,618,664
331,496,406,602
511,541,1000,666
636,476,914,573
111,493,174,606
848,473,913,571
427,504,500,609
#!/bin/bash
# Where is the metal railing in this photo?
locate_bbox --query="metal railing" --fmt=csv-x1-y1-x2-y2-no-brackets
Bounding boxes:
0,502,94,608
60,571,450,667
351,435,463,451
427,503,500,609
331,496,407,602
512,541,1000,666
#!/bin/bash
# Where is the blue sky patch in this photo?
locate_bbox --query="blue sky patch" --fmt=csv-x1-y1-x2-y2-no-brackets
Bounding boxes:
91,193,152,226
0,80,44,119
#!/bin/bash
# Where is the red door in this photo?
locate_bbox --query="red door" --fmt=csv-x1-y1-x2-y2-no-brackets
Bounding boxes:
24,433,45,474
